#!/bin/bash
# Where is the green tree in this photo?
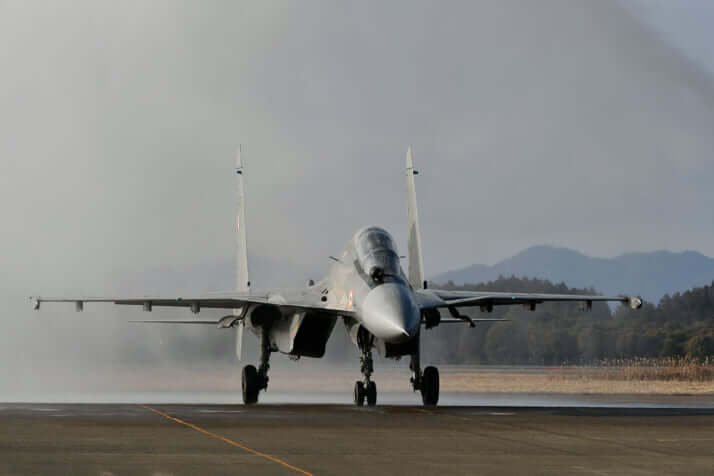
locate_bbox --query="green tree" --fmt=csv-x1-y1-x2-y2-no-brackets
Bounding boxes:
685,335,714,361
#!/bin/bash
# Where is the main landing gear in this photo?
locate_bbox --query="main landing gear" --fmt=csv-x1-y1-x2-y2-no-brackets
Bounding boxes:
410,344,439,406
354,330,377,406
242,331,271,404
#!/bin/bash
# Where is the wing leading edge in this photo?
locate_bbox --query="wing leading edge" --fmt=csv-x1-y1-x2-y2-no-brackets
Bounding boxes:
415,289,643,312
30,293,355,320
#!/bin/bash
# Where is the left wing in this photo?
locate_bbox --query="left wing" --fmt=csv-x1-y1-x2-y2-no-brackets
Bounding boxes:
416,289,643,312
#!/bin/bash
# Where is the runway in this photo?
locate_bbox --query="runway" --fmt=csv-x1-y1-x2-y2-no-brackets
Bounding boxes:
2,401,713,475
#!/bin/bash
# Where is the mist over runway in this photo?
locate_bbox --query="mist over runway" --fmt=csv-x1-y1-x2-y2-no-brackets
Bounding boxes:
4,362,710,406
4,362,712,406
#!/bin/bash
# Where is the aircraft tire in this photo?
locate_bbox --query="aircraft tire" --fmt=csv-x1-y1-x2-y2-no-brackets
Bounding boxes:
366,381,377,406
242,365,260,404
354,381,365,406
421,366,439,406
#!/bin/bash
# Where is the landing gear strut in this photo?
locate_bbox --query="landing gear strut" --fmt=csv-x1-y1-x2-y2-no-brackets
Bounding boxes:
354,330,377,406
410,335,439,406
242,329,271,405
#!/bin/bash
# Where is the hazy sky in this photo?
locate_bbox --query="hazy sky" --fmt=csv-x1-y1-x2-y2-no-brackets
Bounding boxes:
2,0,714,297
629,0,714,76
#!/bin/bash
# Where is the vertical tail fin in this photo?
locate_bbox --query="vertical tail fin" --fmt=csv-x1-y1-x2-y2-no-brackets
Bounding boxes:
234,146,250,359
406,146,425,290
235,145,251,293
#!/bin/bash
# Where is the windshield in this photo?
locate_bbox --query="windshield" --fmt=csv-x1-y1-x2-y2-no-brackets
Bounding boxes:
355,228,401,284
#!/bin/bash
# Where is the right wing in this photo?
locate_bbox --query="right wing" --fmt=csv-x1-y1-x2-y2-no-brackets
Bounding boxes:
30,291,355,327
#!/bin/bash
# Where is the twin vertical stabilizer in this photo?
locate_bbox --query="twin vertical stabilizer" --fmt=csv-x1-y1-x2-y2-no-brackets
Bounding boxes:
235,145,250,294
235,146,250,359
406,146,425,290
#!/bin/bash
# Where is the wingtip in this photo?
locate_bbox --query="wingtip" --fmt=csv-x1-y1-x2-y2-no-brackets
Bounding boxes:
629,296,644,309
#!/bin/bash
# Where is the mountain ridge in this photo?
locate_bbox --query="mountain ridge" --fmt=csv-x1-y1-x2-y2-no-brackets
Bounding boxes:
431,245,714,304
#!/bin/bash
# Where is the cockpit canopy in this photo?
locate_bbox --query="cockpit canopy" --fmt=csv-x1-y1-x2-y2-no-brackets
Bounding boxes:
354,227,402,285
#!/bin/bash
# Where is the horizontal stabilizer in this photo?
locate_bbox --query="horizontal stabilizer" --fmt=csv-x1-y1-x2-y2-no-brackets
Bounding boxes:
129,320,220,325
436,318,509,324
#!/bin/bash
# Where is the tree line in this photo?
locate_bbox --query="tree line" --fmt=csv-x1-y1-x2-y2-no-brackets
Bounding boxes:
421,276,714,364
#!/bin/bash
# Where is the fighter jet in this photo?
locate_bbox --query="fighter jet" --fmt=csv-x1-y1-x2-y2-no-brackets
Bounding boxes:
31,146,643,406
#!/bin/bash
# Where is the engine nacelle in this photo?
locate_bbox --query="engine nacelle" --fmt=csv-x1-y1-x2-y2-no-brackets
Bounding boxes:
270,310,337,358
423,308,441,329
247,303,282,328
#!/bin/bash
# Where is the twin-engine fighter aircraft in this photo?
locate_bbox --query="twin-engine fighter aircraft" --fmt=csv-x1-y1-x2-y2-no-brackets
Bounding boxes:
31,147,643,406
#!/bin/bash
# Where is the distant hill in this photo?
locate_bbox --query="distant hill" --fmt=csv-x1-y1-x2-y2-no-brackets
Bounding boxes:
431,246,714,305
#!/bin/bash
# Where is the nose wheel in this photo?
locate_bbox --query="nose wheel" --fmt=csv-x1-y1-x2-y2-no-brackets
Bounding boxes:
354,381,364,406
354,380,377,406
366,381,377,406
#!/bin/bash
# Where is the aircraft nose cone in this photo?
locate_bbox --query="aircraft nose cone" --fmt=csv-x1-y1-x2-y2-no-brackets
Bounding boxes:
361,283,420,343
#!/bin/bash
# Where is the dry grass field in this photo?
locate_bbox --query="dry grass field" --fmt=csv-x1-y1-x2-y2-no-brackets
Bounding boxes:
441,370,714,395
441,358,714,395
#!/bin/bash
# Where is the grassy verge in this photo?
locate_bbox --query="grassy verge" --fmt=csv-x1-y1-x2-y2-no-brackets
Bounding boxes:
436,358,713,394
552,357,713,382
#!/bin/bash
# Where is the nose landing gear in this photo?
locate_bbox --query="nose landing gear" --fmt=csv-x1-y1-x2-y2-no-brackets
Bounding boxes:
354,330,377,406
354,348,377,406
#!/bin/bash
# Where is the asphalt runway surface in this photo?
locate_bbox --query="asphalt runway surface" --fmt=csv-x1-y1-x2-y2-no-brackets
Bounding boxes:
2,401,713,476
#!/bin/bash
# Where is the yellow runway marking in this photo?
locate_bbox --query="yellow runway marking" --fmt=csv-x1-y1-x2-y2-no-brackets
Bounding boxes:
138,404,313,476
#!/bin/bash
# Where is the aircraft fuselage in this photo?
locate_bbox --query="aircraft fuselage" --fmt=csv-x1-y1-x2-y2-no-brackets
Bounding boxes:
245,226,420,359
326,226,420,343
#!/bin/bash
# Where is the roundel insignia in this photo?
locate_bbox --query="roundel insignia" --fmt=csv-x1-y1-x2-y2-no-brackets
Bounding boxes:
347,289,354,310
